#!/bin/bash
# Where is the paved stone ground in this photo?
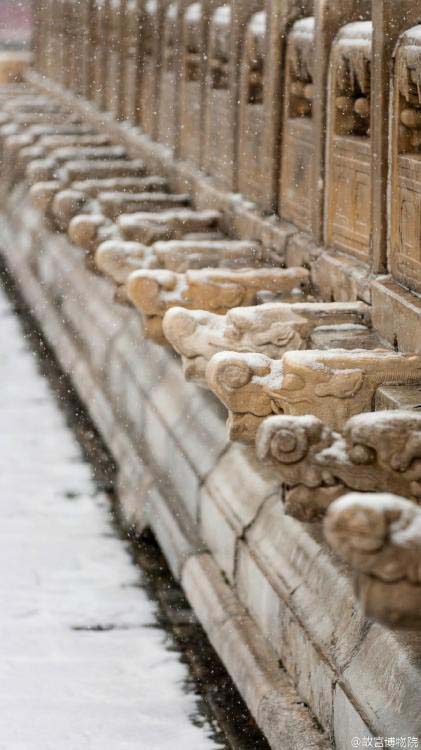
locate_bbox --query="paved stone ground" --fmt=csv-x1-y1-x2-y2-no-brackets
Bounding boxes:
0,286,223,750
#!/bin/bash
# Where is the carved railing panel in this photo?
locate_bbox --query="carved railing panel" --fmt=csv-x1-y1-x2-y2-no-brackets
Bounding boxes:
237,10,266,207
137,0,168,139
92,0,109,111
179,1,205,165
51,176,167,230
325,21,372,261
391,25,421,295
203,4,233,187
279,16,314,233
121,0,142,123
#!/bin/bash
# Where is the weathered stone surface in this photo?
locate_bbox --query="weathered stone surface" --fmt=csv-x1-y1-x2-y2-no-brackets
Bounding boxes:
163,301,370,384
95,240,149,287
98,191,191,221
127,266,310,341
279,16,315,234
6,0,421,740
200,442,280,581
371,276,421,354
118,208,222,244
325,492,421,629
95,238,277,297
256,410,421,521
61,158,146,183
207,349,421,443
182,554,329,750
325,21,372,262
68,213,116,256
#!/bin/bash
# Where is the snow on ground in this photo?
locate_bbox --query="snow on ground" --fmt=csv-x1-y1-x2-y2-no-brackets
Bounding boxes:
0,287,222,750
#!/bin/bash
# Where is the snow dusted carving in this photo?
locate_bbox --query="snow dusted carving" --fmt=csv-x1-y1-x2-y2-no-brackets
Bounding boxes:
280,17,315,232
68,213,116,257
58,158,146,184
30,175,165,228
50,178,171,231
0,113,82,154
71,176,168,199
25,146,127,183
333,22,372,138
127,266,310,342
163,301,370,385
30,180,64,218
17,133,110,167
256,411,421,521
118,209,221,244
324,492,421,629
206,349,421,444
98,192,190,221
151,240,271,271
52,189,90,230
95,238,272,297
96,240,149,288
4,131,109,186
57,193,195,249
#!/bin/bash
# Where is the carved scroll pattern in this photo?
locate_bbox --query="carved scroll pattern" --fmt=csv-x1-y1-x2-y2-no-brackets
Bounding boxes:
207,349,421,445
256,410,421,521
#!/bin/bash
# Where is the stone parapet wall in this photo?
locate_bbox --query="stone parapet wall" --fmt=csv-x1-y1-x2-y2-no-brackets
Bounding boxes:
2,186,421,746
2,0,421,742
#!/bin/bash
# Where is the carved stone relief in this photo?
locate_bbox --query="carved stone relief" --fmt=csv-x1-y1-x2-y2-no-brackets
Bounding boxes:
97,191,191,221
325,21,372,261
203,3,234,188
256,410,421,521
238,10,267,206
391,25,421,295
68,212,116,258
127,266,310,341
95,240,149,286
25,145,128,183
179,1,205,166
207,349,421,444
50,177,171,230
118,209,222,244
96,237,277,293
163,301,371,384
324,492,421,629
279,16,315,232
